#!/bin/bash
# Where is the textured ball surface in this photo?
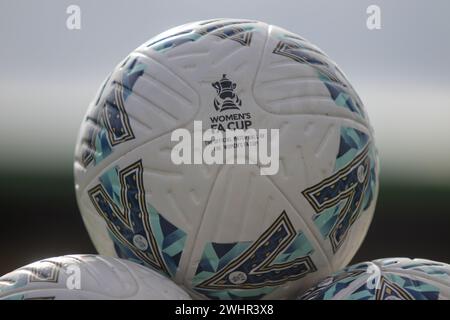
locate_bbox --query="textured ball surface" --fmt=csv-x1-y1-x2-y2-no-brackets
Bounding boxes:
299,258,450,300
74,19,379,299
0,255,191,300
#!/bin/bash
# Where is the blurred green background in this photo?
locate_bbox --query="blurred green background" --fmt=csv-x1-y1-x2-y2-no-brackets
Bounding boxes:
1,0,449,274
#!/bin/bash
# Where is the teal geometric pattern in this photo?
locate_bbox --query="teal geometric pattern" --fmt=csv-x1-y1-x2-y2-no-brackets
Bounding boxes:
81,57,146,167
192,211,316,300
272,32,366,120
193,241,265,300
300,259,448,300
147,19,255,53
89,160,187,277
303,127,378,252
112,205,188,277
0,272,28,295
0,260,61,300
300,262,368,300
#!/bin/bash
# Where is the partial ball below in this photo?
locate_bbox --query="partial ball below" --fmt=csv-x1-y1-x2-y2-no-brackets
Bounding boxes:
299,258,450,300
0,255,191,300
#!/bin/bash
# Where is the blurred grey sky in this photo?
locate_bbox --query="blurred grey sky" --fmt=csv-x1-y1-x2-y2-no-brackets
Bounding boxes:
1,0,449,182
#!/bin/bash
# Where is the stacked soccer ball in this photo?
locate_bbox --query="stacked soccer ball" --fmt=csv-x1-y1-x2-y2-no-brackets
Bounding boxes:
1,19,449,300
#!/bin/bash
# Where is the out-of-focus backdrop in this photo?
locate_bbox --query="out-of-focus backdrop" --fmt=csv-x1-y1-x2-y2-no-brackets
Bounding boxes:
1,0,449,275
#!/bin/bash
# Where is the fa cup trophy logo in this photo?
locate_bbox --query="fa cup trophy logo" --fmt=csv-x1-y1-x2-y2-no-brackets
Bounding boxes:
212,74,242,112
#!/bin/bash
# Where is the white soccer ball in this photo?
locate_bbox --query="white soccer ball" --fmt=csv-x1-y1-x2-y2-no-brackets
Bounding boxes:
74,19,379,299
0,255,191,300
299,258,450,300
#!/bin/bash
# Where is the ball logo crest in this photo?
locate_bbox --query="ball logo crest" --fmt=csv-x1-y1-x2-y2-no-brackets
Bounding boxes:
193,211,317,299
212,74,242,112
